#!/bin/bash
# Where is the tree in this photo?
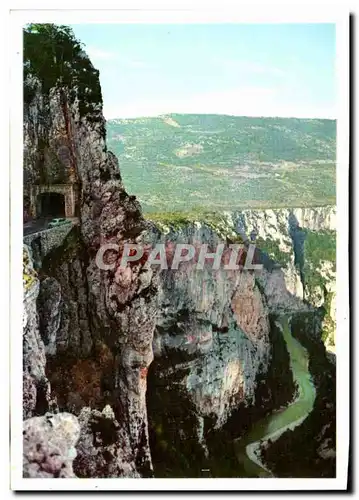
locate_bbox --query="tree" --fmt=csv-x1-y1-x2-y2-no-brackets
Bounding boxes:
23,23,103,119
24,23,85,94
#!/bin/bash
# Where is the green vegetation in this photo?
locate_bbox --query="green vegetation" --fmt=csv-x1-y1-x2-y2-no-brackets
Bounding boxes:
23,248,37,290
23,24,103,120
321,291,335,347
302,229,336,346
147,209,241,239
304,229,336,267
107,114,336,212
303,229,336,291
147,210,208,229
255,237,291,267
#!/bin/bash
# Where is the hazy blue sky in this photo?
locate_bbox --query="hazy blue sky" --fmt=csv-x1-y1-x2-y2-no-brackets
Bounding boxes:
70,23,336,120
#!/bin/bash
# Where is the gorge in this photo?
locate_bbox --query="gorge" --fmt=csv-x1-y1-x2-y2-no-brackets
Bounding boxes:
22,24,336,480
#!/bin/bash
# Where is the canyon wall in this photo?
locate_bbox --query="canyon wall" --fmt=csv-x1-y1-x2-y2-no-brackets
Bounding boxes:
230,207,336,350
143,210,336,475
23,27,158,475
150,206,336,350
22,25,335,478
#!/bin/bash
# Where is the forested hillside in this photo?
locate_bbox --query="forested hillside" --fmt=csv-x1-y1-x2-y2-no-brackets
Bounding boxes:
107,114,336,212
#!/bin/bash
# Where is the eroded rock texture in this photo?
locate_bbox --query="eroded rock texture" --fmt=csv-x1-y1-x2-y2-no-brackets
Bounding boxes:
23,245,51,419
143,224,302,476
23,413,80,478
23,34,157,476
73,406,142,478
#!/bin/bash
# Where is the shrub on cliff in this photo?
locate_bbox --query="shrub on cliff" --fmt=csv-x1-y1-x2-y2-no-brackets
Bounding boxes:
23,23,103,119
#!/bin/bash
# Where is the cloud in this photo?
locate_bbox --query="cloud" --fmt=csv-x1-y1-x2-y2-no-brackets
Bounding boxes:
104,86,336,120
104,86,273,118
86,46,117,61
128,60,156,69
212,58,285,78
86,46,156,70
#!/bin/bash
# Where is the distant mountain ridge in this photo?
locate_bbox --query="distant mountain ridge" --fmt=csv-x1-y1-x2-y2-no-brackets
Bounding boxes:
106,114,336,212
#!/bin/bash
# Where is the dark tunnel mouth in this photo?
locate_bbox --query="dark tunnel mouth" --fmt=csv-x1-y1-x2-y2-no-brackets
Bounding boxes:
37,192,66,218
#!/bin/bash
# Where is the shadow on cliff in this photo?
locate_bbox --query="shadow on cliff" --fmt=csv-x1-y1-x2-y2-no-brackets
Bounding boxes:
261,311,336,478
146,361,209,478
145,235,299,478
145,217,335,478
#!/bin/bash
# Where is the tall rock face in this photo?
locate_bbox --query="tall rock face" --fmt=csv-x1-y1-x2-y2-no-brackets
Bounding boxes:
23,245,51,419
143,223,300,476
146,223,298,421
231,207,335,295
143,209,335,475
151,226,271,423
147,207,336,350
230,207,336,350
23,25,158,476
154,207,335,348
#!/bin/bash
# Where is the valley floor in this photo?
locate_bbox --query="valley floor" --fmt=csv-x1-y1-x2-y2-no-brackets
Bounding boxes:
234,316,316,477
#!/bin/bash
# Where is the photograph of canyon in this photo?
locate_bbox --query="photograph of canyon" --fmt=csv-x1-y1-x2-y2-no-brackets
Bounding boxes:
21,21,338,484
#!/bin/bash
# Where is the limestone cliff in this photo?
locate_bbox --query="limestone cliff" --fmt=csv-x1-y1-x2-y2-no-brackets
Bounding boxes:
23,245,51,419
230,207,336,350
149,207,336,350
23,24,157,476
143,208,335,475
142,222,305,476
22,24,335,479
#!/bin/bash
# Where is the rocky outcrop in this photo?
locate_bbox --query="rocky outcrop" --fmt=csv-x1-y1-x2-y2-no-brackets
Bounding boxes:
74,406,142,478
149,207,336,348
23,245,51,419
148,225,272,428
23,25,158,476
23,222,77,266
143,223,303,476
231,208,336,348
23,413,80,478
36,228,93,358
142,207,335,475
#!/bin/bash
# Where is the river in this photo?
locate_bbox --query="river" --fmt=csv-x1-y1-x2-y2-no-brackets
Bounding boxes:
234,316,316,477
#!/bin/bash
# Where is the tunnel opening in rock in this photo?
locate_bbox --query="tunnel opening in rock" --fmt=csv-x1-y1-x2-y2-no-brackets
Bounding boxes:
37,192,66,218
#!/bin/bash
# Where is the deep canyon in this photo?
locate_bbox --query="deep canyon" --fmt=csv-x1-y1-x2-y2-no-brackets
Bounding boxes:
22,25,336,479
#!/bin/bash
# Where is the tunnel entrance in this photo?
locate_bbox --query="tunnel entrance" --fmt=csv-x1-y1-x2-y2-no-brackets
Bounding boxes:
29,184,77,219
37,192,66,218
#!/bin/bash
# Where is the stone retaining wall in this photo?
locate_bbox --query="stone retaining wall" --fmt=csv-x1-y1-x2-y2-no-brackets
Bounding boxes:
23,223,76,265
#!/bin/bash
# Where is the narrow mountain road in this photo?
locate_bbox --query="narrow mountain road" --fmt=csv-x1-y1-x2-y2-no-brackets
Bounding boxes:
234,316,316,477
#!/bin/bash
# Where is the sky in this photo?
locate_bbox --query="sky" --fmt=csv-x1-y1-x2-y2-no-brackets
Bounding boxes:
70,23,336,120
